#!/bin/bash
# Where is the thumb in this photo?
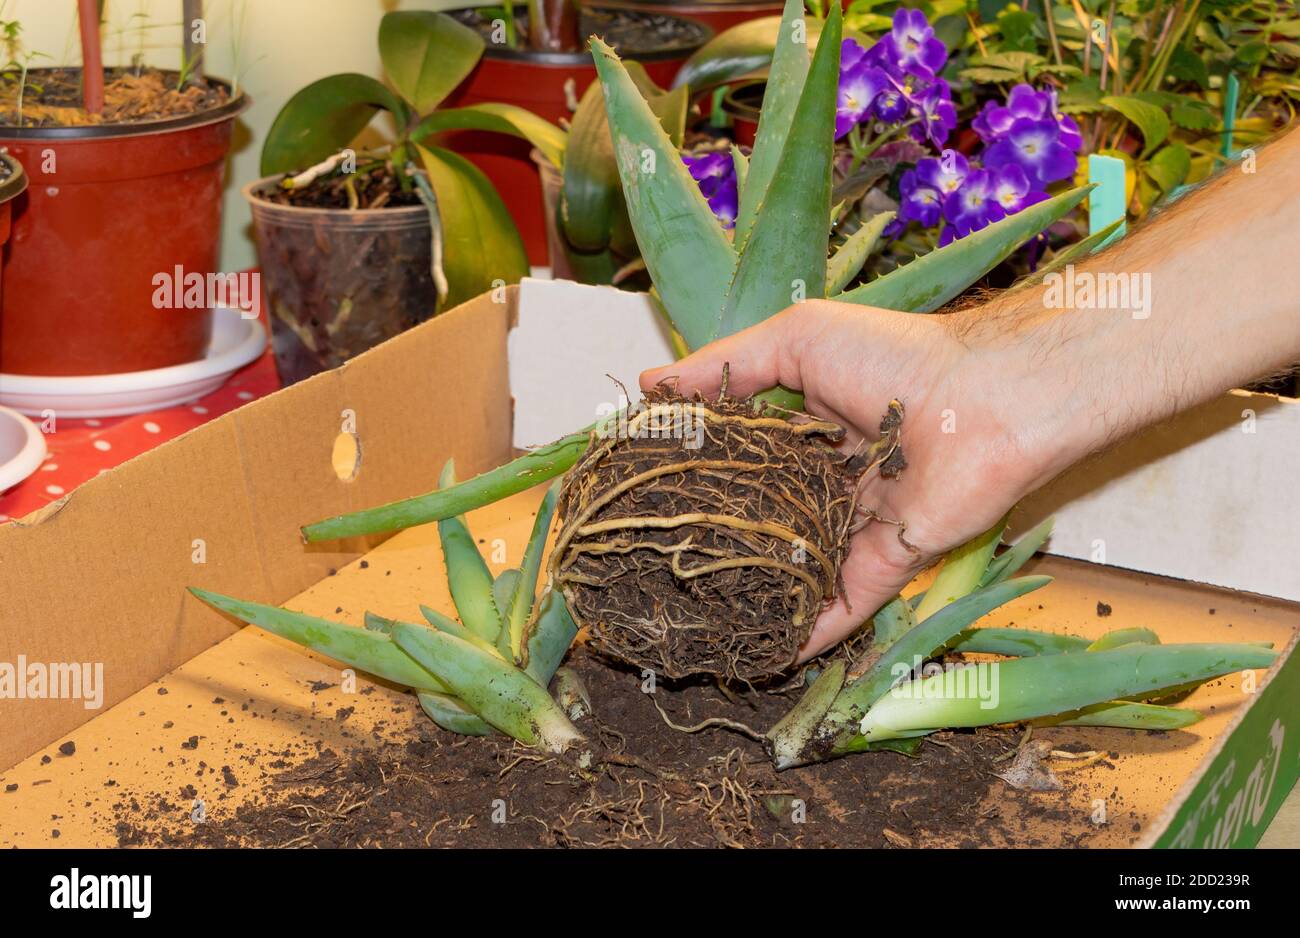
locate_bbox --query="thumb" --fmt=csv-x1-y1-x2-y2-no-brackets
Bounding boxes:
639,307,803,400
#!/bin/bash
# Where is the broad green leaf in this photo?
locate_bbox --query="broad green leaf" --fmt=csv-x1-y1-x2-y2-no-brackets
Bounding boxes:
948,627,1091,657
1045,700,1202,730
561,62,685,254
1101,94,1170,158
670,13,846,93
1146,142,1191,192
391,622,584,752
378,10,484,115
189,588,449,693
829,576,1054,723
436,460,500,642
914,516,1008,622
418,691,493,736
733,0,812,248
504,481,560,660
827,211,894,295
856,643,1276,740
837,186,1092,312
719,4,840,338
416,143,529,312
1170,100,1216,131
302,429,591,542
412,103,566,171
260,73,405,176
591,37,737,351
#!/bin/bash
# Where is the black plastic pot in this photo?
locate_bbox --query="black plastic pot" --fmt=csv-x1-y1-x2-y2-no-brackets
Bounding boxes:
244,175,436,386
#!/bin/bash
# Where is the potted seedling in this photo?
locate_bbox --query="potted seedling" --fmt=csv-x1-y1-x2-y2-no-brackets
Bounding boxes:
250,10,565,385
438,0,711,262
191,3,1274,791
0,0,248,377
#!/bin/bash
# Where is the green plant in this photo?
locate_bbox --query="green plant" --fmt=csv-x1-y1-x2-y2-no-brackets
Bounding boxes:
192,461,584,754
260,10,566,311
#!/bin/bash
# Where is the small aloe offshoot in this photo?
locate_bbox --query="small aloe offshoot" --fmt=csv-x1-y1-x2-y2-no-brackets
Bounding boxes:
191,461,583,755
765,519,1277,769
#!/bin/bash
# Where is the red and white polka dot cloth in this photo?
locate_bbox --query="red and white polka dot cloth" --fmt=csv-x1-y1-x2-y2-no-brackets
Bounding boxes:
0,345,280,524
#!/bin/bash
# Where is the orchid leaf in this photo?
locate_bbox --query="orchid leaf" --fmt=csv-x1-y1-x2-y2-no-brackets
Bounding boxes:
378,10,483,115
260,73,405,176
412,103,567,170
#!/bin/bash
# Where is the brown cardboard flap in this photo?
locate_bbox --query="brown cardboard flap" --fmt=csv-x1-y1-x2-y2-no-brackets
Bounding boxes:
0,290,516,771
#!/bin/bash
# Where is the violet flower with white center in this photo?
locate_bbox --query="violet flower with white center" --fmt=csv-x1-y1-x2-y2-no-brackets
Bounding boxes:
878,7,948,79
982,117,1079,189
908,78,956,147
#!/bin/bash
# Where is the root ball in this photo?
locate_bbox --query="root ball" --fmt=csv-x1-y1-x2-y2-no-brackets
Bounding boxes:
550,387,904,683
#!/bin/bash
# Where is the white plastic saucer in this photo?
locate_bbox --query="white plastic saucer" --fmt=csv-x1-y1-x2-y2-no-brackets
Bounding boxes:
0,404,46,493
0,306,267,418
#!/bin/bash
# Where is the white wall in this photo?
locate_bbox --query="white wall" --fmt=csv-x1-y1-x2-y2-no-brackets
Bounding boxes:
5,0,456,271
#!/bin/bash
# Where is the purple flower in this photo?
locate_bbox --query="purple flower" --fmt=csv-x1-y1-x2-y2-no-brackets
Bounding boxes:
877,8,948,79
682,151,738,228
836,41,891,139
908,78,956,147
916,151,970,197
942,168,1005,241
982,117,1079,188
872,77,909,123
988,163,1038,214
896,168,944,228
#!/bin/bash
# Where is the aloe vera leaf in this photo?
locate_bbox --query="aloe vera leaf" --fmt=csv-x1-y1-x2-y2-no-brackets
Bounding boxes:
505,481,561,660
855,642,1277,741
870,594,918,653
1018,219,1124,288
1042,700,1203,730
591,37,737,352
435,460,500,643
301,429,590,542
980,516,1054,587
730,145,749,202
733,0,812,247
1088,627,1161,651
827,210,894,295
767,659,846,769
418,691,494,736
189,588,450,693
419,603,508,660
914,517,1009,622
523,588,579,686
837,186,1092,312
947,626,1091,657
718,6,840,338
390,622,584,752
828,576,1053,725
363,611,395,634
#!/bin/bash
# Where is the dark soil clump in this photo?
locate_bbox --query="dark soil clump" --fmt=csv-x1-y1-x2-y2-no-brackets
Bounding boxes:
0,67,230,128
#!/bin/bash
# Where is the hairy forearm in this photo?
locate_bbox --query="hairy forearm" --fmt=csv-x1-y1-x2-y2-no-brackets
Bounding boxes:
965,125,1300,487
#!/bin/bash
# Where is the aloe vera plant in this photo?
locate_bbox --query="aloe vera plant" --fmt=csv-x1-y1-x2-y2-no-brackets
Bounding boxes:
192,463,583,755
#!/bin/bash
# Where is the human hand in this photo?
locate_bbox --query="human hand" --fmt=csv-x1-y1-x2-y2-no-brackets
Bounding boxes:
640,299,1058,660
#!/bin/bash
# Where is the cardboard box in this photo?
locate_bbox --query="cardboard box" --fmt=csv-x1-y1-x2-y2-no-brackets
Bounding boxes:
1,279,1296,847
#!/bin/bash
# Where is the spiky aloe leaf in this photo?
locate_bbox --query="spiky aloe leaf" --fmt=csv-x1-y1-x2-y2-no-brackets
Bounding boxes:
504,481,560,660
718,4,841,338
948,627,1090,657
730,145,748,201
733,0,811,247
1043,700,1202,730
980,516,1054,587
364,611,395,634
827,576,1053,728
870,594,917,653
523,588,579,686
390,622,584,753
767,659,845,769
435,460,500,642
189,588,449,693
420,603,507,660
418,691,493,736
837,186,1092,312
827,211,894,295
590,37,737,351
1019,218,1124,288
301,429,590,542
855,643,1277,741
914,517,1009,622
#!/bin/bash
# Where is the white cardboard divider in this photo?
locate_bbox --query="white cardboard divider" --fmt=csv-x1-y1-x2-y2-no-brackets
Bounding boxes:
505,279,1299,601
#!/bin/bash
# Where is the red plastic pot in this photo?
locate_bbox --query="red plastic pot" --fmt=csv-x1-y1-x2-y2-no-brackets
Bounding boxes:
599,0,783,35
441,11,711,265
0,74,248,376
0,154,27,300
721,79,763,147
